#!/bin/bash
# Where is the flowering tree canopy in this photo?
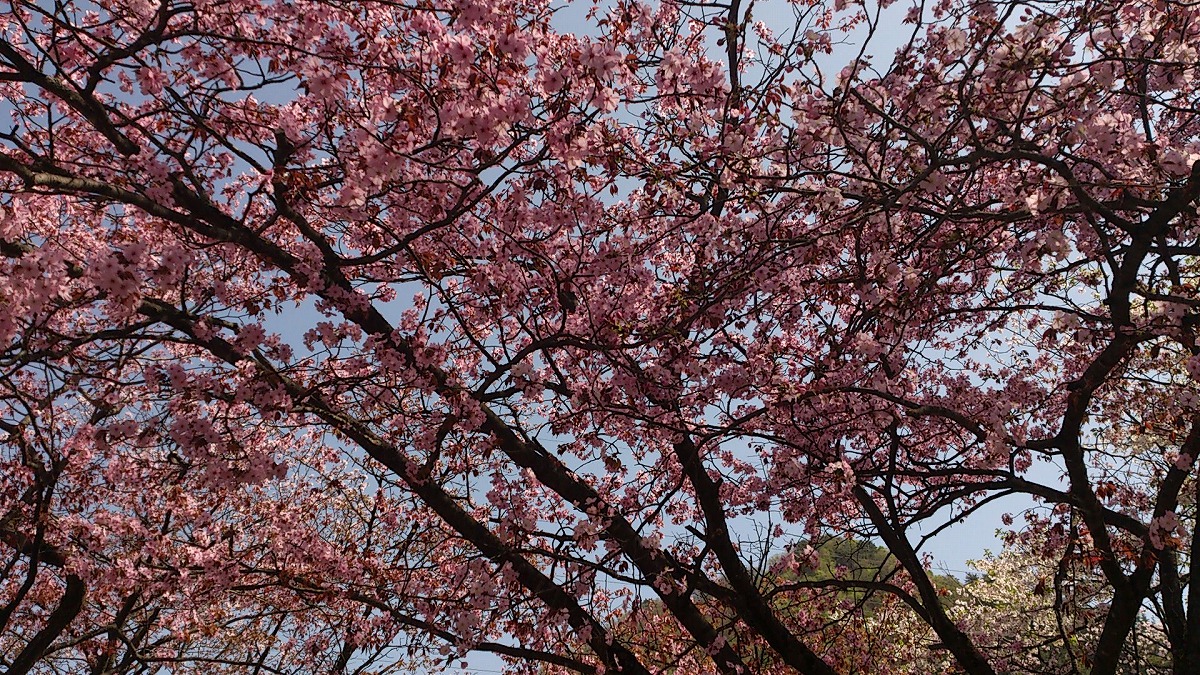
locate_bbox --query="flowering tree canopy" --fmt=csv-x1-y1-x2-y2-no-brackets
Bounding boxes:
1,0,1199,672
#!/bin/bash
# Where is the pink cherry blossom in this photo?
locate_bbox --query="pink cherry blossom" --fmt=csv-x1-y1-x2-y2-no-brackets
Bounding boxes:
2,0,1200,673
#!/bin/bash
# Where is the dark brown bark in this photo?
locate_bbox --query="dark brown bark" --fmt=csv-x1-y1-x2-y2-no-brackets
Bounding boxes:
6,574,85,675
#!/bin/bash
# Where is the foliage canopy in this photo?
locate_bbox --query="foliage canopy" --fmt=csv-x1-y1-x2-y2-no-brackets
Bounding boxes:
1,0,1199,672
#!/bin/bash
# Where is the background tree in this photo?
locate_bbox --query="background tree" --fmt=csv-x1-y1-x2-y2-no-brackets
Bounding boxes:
588,537,961,674
866,534,1174,675
2,0,1200,673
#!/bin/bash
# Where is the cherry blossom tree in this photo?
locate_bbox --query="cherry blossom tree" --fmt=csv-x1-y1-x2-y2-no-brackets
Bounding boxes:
2,0,1199,672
